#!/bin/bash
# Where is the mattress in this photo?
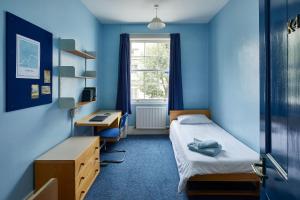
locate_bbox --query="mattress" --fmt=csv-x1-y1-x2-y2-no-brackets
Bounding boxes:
169,120,259,192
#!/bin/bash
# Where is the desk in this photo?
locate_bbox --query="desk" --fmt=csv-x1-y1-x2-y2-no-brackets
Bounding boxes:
75,110,122,133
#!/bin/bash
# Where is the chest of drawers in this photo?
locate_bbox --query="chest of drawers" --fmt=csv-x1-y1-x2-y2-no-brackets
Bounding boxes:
35,137,100,200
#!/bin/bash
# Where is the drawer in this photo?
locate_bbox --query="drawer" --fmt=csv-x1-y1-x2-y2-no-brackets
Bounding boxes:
75,139,99,175
76,165,99,200
75,154,99,189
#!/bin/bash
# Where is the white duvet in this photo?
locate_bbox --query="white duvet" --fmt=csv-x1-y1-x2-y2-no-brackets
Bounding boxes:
169,120,259,192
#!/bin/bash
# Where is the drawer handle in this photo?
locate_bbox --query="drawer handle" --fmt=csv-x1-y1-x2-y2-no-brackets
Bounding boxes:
80,190,86,198
94,146,99,153
78,162,85,172
79,176,85,185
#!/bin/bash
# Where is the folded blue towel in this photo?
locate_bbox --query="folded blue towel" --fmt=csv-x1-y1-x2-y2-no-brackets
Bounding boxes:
187,139,222,157
193,138,219,149
188,143,222,157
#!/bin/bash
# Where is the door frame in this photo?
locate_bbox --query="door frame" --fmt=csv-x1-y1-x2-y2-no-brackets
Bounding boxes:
259,0,271,157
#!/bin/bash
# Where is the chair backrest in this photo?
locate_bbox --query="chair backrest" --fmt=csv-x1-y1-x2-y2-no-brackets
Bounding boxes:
119,113,128,130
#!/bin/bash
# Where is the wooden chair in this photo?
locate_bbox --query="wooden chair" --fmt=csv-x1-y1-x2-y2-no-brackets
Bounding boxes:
27,178,58,200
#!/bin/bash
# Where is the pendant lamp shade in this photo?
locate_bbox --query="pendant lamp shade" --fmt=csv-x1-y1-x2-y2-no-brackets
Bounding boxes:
147,5,166,30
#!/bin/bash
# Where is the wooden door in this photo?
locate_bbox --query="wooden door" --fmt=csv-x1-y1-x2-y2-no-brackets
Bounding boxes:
259,0,300,199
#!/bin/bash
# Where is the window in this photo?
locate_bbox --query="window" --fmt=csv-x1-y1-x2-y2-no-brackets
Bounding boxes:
130,37,170,103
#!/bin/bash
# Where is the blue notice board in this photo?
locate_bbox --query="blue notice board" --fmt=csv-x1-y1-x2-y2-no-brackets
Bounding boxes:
6,12,53,112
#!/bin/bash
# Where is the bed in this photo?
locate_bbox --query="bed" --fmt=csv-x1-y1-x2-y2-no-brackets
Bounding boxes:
169,110,260,198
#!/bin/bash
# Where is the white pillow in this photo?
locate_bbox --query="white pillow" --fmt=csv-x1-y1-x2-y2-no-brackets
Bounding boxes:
177,114,212,125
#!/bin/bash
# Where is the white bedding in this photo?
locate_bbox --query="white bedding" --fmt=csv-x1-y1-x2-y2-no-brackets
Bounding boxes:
169,120,259,192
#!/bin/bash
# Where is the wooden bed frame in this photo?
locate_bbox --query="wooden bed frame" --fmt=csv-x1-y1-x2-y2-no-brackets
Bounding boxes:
170,110,260,199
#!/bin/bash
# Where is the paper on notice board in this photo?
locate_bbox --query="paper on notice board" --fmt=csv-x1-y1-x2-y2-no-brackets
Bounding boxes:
16,34,40,79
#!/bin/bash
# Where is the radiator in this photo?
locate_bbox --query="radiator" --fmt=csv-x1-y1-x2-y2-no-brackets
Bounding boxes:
136,106,167,129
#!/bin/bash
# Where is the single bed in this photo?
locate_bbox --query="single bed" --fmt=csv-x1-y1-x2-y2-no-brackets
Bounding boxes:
169,110,260,198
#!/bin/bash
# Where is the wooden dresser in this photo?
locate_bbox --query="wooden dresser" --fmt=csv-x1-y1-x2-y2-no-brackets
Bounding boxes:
35,137,100,200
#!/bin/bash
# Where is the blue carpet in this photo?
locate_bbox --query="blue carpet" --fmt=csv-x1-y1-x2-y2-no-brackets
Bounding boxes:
86,135,188,200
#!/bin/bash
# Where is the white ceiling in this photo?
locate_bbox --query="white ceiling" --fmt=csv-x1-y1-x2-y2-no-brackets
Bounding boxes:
81,0,230,24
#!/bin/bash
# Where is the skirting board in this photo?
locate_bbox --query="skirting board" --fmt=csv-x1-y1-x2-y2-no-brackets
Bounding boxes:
127,126,169,135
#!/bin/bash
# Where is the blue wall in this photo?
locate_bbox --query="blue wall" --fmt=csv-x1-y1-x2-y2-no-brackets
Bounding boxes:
98,24,210,125
209,0,260,151
0,0,99,199
0,0,261,198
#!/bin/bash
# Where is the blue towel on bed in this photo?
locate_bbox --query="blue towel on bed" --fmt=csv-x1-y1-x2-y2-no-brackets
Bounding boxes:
193,138,219,149
188,138,222,157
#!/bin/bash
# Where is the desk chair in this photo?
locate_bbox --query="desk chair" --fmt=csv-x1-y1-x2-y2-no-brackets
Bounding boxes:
96,113,128,165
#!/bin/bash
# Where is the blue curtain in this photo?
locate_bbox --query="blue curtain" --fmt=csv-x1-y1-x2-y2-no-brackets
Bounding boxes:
168,33,183,113
116,33,132,114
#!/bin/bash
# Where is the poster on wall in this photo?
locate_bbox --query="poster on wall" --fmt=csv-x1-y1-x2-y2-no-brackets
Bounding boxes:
16,34,40,79
41,86,51,95
31,84,39,99
44,70,51,83
6,12,53,112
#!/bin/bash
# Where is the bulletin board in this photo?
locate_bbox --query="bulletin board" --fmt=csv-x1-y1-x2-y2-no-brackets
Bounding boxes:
6,12,53,112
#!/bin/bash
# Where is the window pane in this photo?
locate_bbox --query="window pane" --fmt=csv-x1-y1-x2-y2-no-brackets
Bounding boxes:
144,71,157,100
157,56,169,71
131,71,145,100
144,56,158,69
131,42,144,56
145,43,158,56
131,57,145,70
143,72,168,100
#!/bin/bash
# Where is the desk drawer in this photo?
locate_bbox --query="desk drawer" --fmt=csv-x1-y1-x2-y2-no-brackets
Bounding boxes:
75,154,99,189
76,164,99,200
75,138,99,176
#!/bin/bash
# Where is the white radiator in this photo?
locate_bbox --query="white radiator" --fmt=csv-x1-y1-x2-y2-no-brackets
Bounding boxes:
136,106,167,129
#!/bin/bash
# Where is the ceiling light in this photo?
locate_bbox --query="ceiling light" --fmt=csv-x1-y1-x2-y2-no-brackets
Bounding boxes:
147,5,166,30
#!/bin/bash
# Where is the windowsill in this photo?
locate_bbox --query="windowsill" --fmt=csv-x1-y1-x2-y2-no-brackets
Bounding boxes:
131,101,167,105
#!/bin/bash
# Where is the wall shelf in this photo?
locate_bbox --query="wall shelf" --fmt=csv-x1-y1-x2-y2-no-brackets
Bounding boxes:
76,100,96,108
60,39,96,59
58,38,97,110
59,66,96,79
58,97,96,109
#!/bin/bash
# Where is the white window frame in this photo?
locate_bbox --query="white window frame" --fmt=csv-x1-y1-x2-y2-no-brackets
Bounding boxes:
130,35,170,104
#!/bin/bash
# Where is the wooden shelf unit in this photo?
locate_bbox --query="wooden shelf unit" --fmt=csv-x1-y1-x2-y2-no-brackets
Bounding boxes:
59,66,96,79
58,39,96,109
60,39,96,59
76,100,96,108
64,50,96,59
58,98,96,109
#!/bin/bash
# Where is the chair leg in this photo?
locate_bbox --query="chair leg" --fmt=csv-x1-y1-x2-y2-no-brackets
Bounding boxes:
99,139,126,165
100,140,107,150
100,150,126,165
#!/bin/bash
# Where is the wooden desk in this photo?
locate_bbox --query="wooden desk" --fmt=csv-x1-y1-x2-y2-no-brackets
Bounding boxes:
75,110,122,133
